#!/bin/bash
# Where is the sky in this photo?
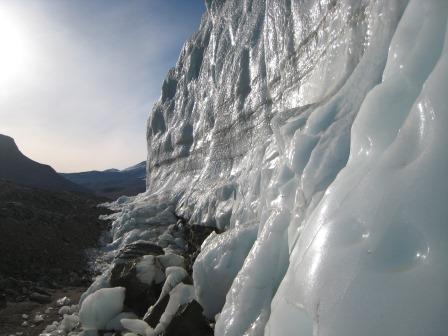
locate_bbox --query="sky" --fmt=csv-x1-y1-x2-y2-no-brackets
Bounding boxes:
0,0,205,172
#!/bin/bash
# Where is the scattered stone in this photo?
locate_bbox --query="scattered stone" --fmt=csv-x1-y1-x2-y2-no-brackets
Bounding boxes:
4,288,20,298
34,313,45,324
69,272,83,286
33,287,51,296
59,314,80,333
57,296,72,306
0,293,6,309
29,292,52,304
21,314,28,319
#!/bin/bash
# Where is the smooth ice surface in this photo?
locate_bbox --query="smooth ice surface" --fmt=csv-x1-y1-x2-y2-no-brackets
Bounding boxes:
267,1,448,335
193,223,258,318
84,0,448,335
152,283,196,335
79,287,125,331
106,312,138,331
121,318,153,336
136,254,185,286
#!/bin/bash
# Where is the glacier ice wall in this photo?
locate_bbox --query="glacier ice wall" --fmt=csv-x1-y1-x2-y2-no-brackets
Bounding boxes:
136,0,448,334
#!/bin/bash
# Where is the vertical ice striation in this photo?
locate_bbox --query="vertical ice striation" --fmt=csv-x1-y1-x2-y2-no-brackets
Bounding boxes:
266,1,448,335
99,0,448,335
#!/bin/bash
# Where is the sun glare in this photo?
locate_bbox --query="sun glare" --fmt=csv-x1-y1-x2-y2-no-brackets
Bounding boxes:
0,7,32,91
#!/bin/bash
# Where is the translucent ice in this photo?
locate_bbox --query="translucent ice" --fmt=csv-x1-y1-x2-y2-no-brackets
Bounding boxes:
267,1,448,335
193,223,258,319
79,287,125,331
83,0,448,335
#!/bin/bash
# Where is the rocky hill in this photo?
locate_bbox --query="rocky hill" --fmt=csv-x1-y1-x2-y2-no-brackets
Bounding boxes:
0,134,87,193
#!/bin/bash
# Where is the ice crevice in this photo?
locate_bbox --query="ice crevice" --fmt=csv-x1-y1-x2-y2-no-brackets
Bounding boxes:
75,0,448,335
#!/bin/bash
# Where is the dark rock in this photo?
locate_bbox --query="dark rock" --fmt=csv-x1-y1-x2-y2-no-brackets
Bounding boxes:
164,300,213,336
68,272,83,286
0,277,20,291
184,225,222,272
48,281,62,289
144,294,169,328
4,288,20,298
181,275,194,285
115,241,164,261
185,225,221,254
33,287,51,296
29,292,52,304
49,268,63,276
111,242,165,316
0,293,6,310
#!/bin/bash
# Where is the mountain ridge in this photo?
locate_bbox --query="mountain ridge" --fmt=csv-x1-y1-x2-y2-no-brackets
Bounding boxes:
0,134,88,193
61,161,146,199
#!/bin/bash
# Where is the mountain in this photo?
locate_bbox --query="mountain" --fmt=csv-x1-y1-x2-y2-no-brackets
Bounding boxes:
0,134,87,193
61,161,146,199
80,1,448,336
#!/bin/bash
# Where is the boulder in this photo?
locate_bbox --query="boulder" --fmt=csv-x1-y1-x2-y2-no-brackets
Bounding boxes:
164,300,213,336
0,293,6,309
29,292,52,304
111,242,165,316
115,241,164,262
144,294,169,328
184,225,221,272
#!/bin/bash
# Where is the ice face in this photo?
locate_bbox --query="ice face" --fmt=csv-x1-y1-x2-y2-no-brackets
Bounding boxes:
267,1,448,335
193,223,258,319
86,0,448,335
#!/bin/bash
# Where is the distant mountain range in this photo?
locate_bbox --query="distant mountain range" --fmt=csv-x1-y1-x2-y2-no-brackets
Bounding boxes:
61,161,146,199
0,134,146,199
0,134,87,193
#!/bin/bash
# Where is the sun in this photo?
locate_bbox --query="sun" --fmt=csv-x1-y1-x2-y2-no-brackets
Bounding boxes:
0,7,32,90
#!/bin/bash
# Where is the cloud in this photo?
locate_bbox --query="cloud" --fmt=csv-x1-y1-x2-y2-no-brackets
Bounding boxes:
0,0,204,172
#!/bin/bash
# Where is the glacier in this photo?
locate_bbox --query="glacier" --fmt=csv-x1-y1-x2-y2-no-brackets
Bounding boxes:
77,0,448,335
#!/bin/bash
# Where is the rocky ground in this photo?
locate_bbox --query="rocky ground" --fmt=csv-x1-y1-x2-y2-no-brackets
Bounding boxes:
54,213,223,336
0,180,111,335
0,287,84,336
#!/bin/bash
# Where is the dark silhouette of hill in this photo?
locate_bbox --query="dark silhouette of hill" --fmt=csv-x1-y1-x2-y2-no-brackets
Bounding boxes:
61,161,146,199
0,134,87,193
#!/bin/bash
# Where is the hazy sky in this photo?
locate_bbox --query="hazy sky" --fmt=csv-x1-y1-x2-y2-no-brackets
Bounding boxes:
0,0,205,172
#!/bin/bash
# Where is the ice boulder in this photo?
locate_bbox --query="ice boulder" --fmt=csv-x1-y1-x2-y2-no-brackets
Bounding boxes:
121,318,153,336
105,312,138,331
79,287,125,331
143,266,189,320
109,245,173,316
193,223,258,319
